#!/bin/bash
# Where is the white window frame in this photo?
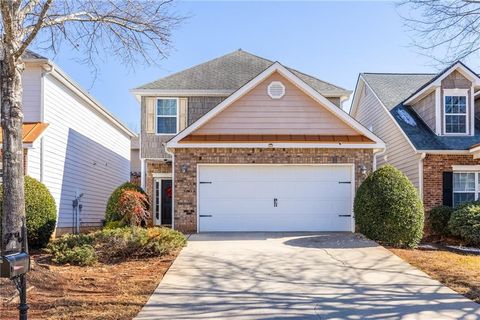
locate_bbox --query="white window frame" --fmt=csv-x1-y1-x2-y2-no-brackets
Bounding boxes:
452,171,479,207
443,89,469,136
156,97,179,135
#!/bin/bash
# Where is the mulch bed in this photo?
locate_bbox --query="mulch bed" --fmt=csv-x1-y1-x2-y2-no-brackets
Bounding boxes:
390,247,480,304
0,252,178,320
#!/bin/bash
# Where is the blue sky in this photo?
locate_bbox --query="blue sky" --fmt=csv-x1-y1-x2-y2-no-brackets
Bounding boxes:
32,1,446,133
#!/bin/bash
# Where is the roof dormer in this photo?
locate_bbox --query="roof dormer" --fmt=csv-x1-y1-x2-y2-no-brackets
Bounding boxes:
404,62,480,136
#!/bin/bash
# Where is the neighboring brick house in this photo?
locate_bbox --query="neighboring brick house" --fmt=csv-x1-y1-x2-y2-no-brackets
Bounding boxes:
350,61,480,213
131,50,384,233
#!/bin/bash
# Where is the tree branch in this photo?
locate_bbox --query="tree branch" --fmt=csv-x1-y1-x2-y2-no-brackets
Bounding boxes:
15,0,53,59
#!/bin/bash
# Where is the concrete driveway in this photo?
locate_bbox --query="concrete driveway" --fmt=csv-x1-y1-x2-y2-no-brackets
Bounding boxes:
135,233,480,320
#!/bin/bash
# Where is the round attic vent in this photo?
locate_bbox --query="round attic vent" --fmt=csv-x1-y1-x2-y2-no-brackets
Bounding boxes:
267,81,285,99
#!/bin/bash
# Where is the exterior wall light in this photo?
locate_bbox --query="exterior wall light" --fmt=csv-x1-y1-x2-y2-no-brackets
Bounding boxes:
181,164,189,173
360,164,368,179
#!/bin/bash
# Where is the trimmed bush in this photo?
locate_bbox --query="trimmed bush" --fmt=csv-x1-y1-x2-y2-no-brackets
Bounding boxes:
0,176,57,248
428,206,454,236
448,203,480,245
94,227,186,260
105,182,147,223
117,190,150,227
47,227,186,265
46,233,97,266
354,165,424,248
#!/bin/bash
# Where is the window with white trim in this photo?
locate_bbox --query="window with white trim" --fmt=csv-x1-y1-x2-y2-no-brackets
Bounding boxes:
444,93,467,134
453,172,479,206
156,98,178,134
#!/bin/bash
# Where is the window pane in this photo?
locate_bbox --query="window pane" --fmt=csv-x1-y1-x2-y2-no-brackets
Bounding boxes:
445,115,466,133
445,95,466,114
453,172,475,191
157,99,177,116
157,117,177,134
454,192,475,207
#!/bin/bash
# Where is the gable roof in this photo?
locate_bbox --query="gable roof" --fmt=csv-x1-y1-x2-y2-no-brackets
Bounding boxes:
20,50,135,137
358,71,480,151
134,50,351,98
167,62,384,150
403,61,480,105
23,49,48,60
361,73,436,110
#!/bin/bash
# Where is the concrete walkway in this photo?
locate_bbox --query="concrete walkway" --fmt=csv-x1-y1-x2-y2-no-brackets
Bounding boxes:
135,233,480,320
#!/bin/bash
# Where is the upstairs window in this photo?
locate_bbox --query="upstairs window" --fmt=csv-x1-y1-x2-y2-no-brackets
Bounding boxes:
444,92,468,134
156,98,178,134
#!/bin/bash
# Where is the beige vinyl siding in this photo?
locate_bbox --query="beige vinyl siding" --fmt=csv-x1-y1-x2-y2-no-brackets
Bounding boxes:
353,83,422,188
412,92,436,132
195,72,358,135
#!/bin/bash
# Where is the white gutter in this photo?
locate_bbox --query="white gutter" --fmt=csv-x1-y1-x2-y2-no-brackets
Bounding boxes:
416,150,470,155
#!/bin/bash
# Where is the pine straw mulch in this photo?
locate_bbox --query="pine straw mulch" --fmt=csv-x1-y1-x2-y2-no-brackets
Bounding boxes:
0,251,178,320
390,247,480,304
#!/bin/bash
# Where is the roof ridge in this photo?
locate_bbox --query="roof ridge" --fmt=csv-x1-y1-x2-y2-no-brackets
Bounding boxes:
135,49,248,89
289,67,349,92
233,50,349,92
136,50,350,94
362,72,437,75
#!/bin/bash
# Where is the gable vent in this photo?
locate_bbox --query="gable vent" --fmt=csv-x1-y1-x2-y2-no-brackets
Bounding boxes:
267,81,285,99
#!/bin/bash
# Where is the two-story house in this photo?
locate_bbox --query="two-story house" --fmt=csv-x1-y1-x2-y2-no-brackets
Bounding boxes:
16,51,134,235
131,50,384,233
351,61,480,212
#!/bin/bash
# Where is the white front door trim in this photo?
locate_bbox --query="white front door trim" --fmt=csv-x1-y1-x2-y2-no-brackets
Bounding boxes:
153,176,173,225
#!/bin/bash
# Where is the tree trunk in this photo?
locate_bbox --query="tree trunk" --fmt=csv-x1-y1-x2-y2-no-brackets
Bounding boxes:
0,51,25,254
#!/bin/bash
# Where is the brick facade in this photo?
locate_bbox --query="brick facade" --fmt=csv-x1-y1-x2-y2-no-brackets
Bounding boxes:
423,154,480,212
172,148,374,233
145,160,172,226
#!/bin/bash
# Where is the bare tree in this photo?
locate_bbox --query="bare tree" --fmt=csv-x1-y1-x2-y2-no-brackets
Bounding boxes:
399,0,480,64
0,0,184,253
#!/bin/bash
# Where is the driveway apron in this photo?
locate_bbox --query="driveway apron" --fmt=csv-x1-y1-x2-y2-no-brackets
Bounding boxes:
135,233,480,320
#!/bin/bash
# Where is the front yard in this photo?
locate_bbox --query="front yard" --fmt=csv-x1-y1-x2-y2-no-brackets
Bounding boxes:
390,248,480,303
0,252,178,319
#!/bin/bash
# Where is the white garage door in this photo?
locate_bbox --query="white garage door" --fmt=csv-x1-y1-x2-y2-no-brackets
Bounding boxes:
198,165,353,232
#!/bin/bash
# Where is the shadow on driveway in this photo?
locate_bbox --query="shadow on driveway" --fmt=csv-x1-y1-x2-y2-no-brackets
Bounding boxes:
136,232,480,320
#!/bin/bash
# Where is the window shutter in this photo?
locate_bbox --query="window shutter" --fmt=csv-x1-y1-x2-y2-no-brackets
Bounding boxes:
179,98,188,131
443,171,453,207
145,98,155,134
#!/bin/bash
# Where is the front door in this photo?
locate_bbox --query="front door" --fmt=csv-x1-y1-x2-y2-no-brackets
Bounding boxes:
154,179,172,225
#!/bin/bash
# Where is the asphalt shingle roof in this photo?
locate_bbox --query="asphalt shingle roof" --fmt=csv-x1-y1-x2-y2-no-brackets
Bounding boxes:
22,50,47,60
136,50,350,97
362,73,480,151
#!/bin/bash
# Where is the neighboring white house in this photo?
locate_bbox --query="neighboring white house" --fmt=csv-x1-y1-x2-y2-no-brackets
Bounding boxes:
15,51,135,236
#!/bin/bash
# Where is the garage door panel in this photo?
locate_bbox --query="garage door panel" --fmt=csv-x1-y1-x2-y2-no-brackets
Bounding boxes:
276,182,350,198
200,182,275,198
198,165,353,232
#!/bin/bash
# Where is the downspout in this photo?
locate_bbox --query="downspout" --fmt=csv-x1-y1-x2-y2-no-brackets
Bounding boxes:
39,63,54,183
418,153,426,200
372,147,387,171
140,158,146,189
